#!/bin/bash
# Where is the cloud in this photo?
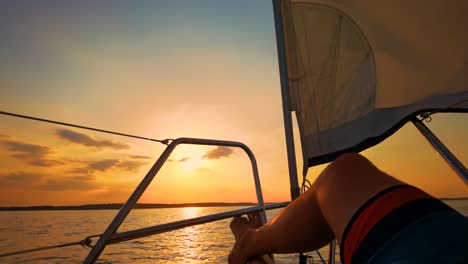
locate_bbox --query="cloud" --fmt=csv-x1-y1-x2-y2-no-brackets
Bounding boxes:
0,134,10,138
115,160,148,172
55,128,130,150
0,170,98,191
178,157,190,163
0,171,97,191
166,157,189,163
88,159,119,171
68,168,90,175
4,140,50,155
202,146,234,160
39,175,97,191
19,157,63,167
84,159,148,172
130,155,152,160
1,139,63,167
0,171,44,188
71,175,95,181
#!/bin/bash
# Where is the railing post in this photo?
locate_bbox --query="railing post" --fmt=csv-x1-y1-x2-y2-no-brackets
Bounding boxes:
83,140,180,263
328,240,336,264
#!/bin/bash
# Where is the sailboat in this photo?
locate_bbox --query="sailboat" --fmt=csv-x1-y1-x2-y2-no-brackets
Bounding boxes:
1,0,467,263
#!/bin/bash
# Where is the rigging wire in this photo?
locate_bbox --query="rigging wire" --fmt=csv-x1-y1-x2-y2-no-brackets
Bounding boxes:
0,111,171,258
0,111,171,145
0,234,100,258
3,99,465,260
0,112,171,258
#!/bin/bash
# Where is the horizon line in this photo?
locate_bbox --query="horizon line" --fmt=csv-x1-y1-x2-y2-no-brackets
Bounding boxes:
0,201,292,211
1,198,467,211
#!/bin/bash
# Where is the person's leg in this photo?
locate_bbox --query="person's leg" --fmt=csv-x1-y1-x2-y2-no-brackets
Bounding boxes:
230,214,275,264
229,153,404,263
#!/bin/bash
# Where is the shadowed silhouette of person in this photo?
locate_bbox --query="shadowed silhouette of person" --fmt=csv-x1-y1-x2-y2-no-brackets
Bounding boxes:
229,153,468,264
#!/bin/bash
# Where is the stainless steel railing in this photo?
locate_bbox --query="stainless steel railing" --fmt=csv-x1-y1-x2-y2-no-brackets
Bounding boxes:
83,137,274,263
81,137,338,264
96,203,288,245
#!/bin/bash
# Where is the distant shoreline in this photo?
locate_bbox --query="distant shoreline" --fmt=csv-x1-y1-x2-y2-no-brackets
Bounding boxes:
0,202,261,211
0,198,466,211
0,197,468,212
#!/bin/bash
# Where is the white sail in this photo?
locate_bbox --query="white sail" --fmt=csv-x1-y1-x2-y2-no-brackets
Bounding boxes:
281,0,468,167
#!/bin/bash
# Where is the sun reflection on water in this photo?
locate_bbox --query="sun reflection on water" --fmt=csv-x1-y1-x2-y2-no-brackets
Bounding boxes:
179,207,205,261
0,207,355,262
182,207,200,219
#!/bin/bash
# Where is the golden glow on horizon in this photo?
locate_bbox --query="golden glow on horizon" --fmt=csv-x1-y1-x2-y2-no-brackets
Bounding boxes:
0,1,466,207
0,113,467,207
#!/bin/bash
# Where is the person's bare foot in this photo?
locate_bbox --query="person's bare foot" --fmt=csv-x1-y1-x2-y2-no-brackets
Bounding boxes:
230,213,262,240
229,213,273,264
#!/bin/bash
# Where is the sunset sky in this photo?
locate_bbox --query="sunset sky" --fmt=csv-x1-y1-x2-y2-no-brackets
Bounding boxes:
0,1,466,207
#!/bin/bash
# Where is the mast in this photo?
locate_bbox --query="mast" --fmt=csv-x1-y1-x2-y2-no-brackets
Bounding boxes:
272,2,337,263
272,0,301,200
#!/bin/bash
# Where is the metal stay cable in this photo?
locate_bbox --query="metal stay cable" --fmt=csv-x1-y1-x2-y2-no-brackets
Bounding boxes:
0,111,171,145
0,234,100,258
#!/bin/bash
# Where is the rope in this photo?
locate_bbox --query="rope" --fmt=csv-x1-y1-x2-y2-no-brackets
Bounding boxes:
0,111,171,145
301,177,312,194
0,234,100,258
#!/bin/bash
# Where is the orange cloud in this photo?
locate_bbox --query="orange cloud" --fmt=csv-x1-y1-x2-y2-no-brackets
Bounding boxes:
129,155,152,160
67,168,90,175
114,160,147,172
202,146,234,160
80,159,148,173
39,175,98,191
0,171,43,188
88,159,119,171
55,128,130,150
1,138,63,167
178,157,190,162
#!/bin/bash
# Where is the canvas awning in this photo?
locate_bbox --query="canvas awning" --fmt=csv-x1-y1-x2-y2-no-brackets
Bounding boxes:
281,0,468,168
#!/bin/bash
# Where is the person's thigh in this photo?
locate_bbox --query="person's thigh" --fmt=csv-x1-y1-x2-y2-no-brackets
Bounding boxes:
313,153,404,243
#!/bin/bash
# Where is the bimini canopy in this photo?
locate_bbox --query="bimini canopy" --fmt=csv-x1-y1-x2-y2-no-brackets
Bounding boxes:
280,0,468,168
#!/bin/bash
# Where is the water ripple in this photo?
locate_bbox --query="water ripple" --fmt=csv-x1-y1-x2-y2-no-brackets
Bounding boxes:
2,203,466,263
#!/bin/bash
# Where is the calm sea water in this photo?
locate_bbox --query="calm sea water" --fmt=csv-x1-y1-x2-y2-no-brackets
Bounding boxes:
0,201,467,263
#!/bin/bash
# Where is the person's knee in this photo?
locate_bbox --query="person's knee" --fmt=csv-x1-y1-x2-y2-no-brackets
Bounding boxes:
316,152,402,194
333,152,371,168
323,153,373,180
